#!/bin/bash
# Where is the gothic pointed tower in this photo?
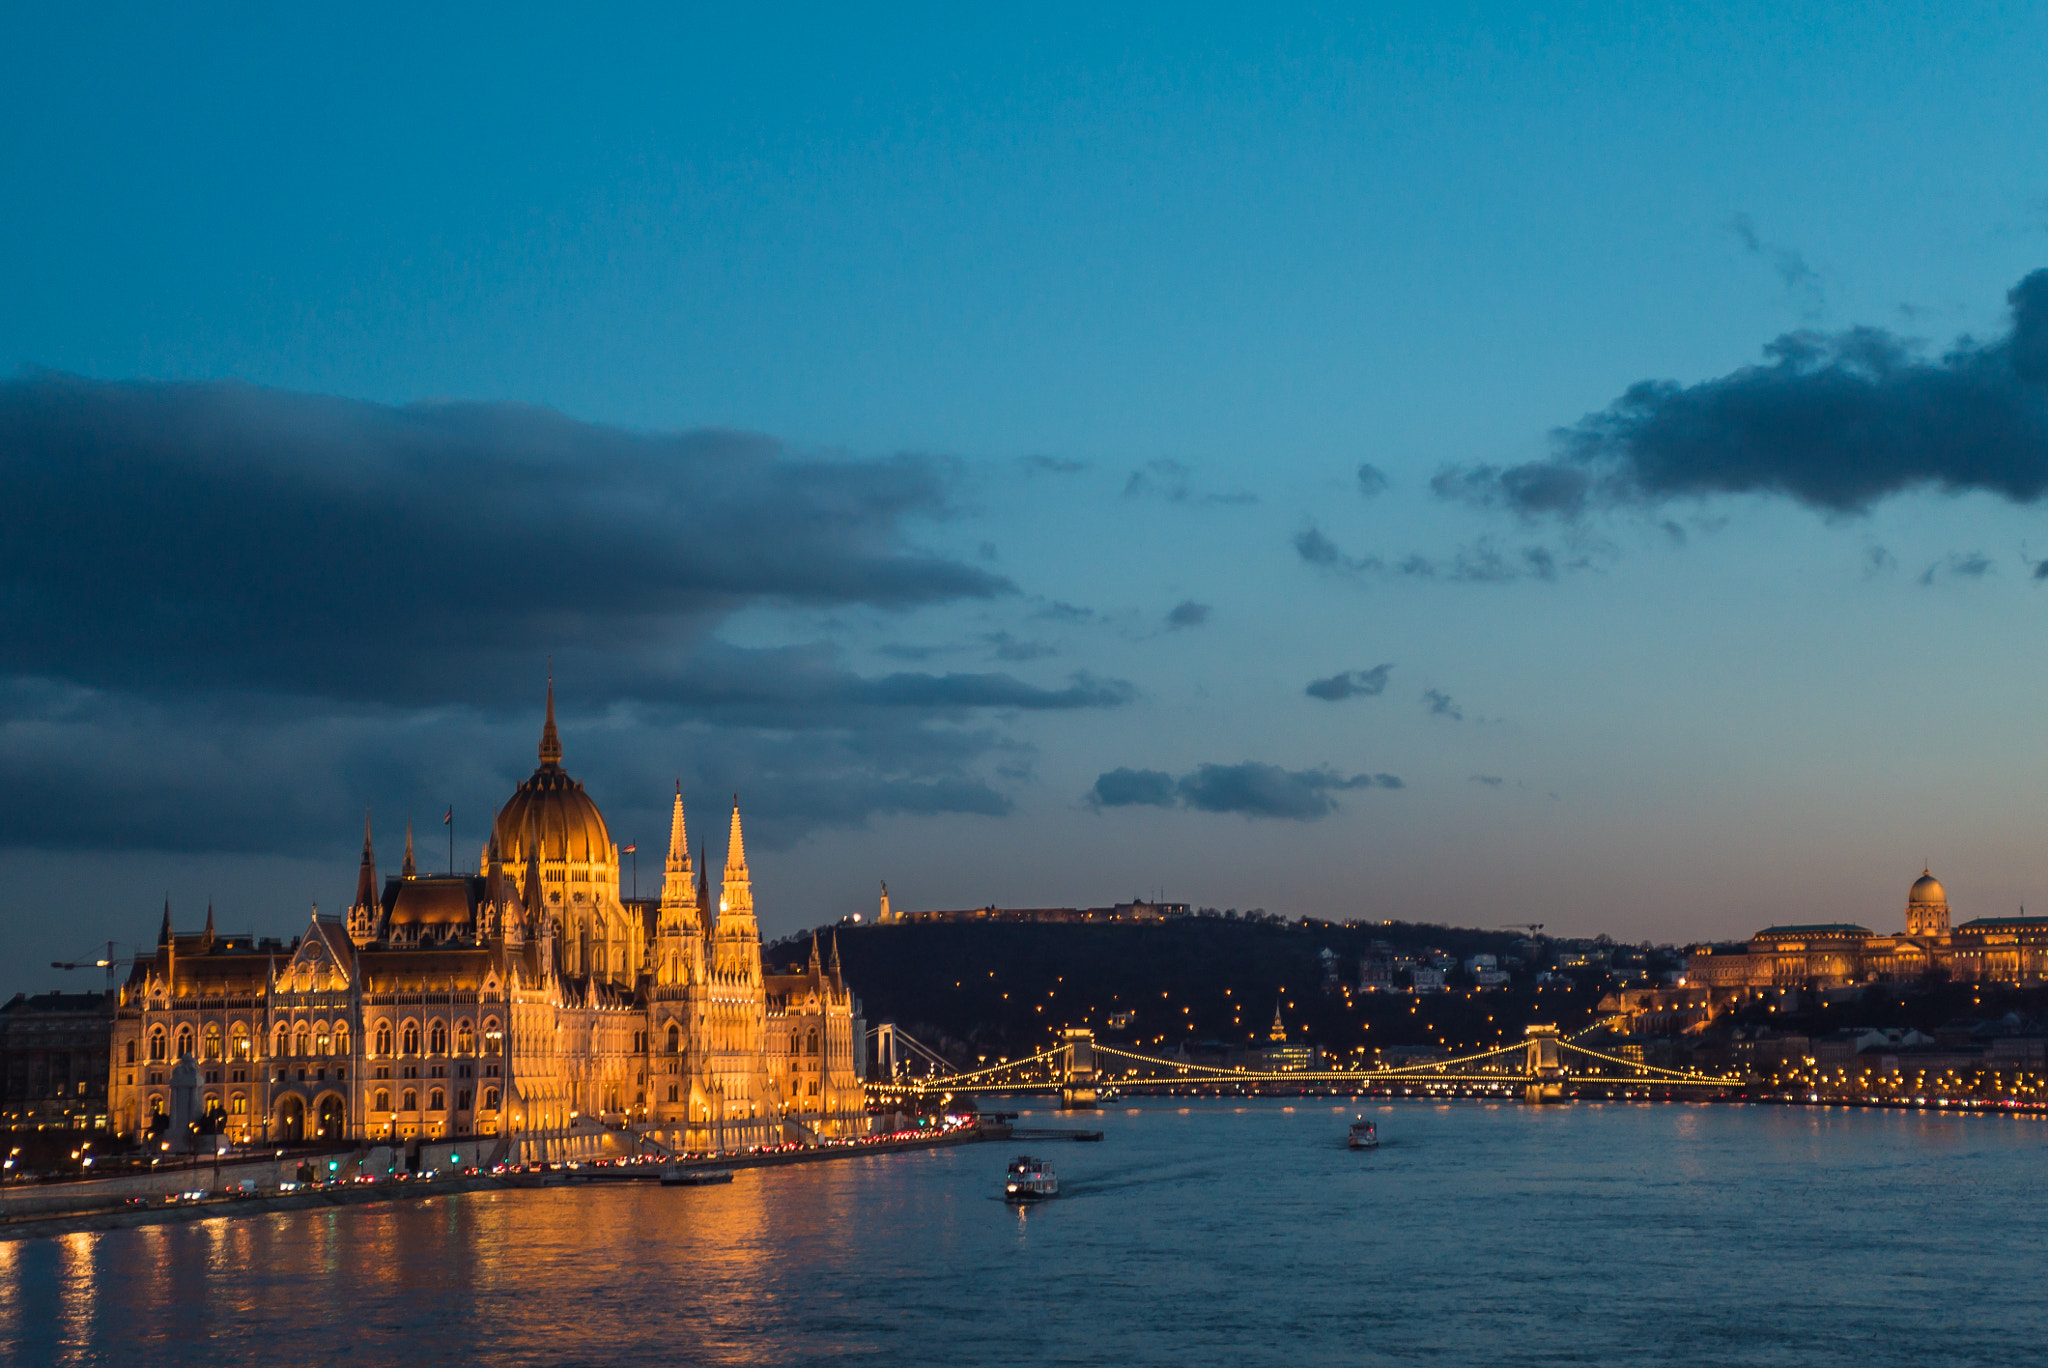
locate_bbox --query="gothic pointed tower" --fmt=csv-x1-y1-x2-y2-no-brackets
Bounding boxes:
348,815,379,945
713,800,762,984
655,788,705,986
401,820,416,879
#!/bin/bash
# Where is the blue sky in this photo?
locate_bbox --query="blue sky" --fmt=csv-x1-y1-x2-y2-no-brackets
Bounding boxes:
6,4,2048,983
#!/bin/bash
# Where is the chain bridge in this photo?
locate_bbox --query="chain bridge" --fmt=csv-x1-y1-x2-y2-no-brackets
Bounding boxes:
866,1022,1745,1108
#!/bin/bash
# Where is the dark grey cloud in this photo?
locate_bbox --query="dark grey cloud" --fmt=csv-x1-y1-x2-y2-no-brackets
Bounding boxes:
1292,524,1583,583
1356,464,1389,498
1305,665,1393,701
1088,761,1402,821
1919,551,1995,586
1726,213,1824,312
1423,688,1464,720
1124,459,1258,506
1087,767,1178,809
1165,600,1212,630
985,631,1057,661
0,372,1009,706
1019,455,1089,475
1434,269,2048,520
0,375,1135,855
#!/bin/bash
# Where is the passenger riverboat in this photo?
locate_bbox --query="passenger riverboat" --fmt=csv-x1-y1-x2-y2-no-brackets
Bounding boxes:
661,1165,735,1186
1347,1119,1379,1150
1003,1155,1059,1202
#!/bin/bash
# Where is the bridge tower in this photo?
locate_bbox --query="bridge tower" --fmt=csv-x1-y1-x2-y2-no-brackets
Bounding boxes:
867,1022,900,1081
1059,1027,1098,1110
1523,1024,1566,1103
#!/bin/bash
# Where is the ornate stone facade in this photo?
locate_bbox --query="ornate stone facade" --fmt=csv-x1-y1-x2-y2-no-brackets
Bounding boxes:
106,692,869,1157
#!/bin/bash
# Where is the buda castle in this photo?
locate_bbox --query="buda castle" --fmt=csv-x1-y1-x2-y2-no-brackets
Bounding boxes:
1687,868,2048,992
107,690,868,1157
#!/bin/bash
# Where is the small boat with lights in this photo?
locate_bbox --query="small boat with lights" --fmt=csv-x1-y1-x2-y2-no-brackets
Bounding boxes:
1347,1119,1379,1150
1003,1155,1059,1203
661,1165,735,1187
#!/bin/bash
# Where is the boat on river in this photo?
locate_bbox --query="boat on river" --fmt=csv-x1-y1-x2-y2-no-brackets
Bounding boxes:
1003,1155,1058,1202
661,1165,735,1186
1347,1119,1379,1150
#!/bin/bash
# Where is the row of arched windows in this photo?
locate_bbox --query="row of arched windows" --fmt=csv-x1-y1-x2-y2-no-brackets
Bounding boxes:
370,1086,499,1113
369,1017,497,1058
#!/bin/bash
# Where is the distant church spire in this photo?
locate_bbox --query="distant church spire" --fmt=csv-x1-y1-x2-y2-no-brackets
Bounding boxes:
1269,1003,1286,1042
539,676,562,768
159,895,172,944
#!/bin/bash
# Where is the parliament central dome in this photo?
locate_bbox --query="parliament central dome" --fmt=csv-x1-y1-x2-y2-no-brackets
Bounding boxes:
492,686,613,866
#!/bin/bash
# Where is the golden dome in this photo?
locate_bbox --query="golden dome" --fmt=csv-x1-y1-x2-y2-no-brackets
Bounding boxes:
492,686,613,867
1909,870,1947,905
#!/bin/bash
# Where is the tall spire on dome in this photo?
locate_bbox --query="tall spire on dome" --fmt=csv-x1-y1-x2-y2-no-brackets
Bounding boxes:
401,820,416,879
539,675,562,768
355,813,377,911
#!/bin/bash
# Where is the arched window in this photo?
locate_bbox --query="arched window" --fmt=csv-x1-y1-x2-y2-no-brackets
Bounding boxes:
374,1089,391,1112
401,1089,418,1112
788,1030,798,1055
375,1023,392,1057
149,1095,165,1117
203,1092,219,1114
272,1025,288,1059
334,1023,349,1056
230,1093,247,1115
175,1026,193,1058
484,1020,502,1056
482,1087,500,1111
806,1029,818,1057
231,1027,250,1061
667,1023,681,1054
401,1021,420,1055
203,1024,221,1060
457,1089,472,1111
428,1088,445,1112
293,1024,308,1058
315,1024,332,1056
125,1040,137,1064
429,1020,448,1055
457,1020,475,1055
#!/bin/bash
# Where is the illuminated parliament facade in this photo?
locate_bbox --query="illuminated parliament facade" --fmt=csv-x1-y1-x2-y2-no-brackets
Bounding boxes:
107,692,868,1154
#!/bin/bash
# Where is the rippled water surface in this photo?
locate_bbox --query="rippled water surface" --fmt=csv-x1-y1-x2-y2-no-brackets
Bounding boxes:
6,1099,2048,1367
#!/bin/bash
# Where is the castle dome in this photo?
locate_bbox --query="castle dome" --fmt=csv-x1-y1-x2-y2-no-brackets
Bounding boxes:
492,686,613,866
1909,870,1947,905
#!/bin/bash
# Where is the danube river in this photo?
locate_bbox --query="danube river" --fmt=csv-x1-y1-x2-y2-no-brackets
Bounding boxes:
7,1100,2048,1366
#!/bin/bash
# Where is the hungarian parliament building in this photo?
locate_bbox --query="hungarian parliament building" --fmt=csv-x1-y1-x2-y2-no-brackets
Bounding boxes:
106,690,869,1155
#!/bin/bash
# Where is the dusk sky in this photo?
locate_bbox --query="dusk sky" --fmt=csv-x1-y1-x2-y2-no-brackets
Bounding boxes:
8,5,2048,985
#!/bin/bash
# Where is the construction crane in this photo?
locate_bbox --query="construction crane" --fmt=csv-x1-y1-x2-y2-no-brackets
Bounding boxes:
51,942,134,993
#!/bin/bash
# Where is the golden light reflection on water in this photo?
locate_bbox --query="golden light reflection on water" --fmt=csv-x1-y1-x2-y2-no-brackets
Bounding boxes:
7,1106,2048,1366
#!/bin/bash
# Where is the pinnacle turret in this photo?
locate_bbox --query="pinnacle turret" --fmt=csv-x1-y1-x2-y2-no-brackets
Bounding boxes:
402,819,416,879
355,812,377,910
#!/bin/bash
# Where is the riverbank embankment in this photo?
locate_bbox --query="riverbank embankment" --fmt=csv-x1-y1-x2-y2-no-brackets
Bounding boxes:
0,1123,998,1243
